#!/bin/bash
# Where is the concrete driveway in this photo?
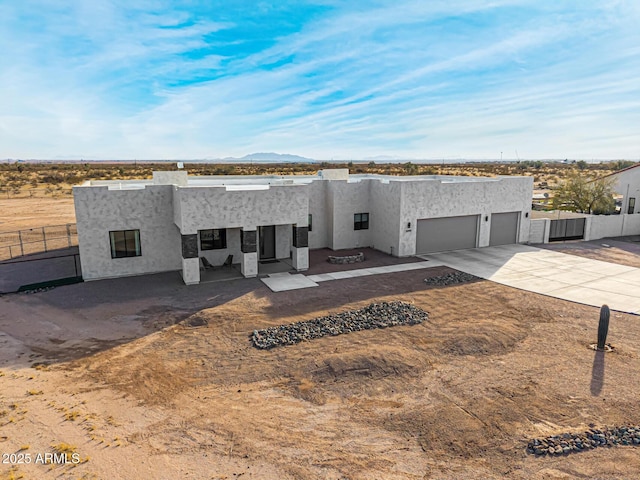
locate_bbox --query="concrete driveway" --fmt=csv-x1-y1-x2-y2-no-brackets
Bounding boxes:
420,244,640,315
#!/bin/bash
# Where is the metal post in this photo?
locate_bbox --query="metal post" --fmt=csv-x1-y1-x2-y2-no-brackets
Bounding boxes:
42,226,47,252
66,224,71,248
18,231,24,256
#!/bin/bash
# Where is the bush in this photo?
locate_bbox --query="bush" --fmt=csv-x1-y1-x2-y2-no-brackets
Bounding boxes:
41,173,64,184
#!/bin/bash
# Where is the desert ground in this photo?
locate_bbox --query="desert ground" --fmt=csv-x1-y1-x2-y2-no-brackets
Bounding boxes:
0,198,76,232
1,245,640,479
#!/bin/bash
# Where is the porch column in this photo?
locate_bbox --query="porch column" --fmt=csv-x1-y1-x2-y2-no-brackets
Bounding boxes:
181,233,200,285
240,228,258,278
291,225,309,271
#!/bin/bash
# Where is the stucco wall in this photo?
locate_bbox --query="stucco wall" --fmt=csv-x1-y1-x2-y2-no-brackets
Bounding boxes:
325,181,335,249
172,185,183,231
528,218,549,244
369,180,402,255
275,224,291,259
612,167,640,214
327,180,373,250
75,173,534,281
586,213,640,240
307,180,329,249
73,185,182,280
153,171,188,186
397,176,532,256
585,215,622,240
319,169,349,180
623,214,640,235
174,185,308,234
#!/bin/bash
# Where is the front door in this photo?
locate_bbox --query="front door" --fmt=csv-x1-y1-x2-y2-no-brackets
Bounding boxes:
259,225,276,260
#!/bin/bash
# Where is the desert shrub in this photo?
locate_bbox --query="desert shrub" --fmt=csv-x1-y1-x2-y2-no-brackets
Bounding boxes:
41,173,64,184
64,173,84,184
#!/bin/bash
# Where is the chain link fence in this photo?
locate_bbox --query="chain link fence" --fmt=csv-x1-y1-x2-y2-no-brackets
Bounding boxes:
0,188,74,198
0,224,78,261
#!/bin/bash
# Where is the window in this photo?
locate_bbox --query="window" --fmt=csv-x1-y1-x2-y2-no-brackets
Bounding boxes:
354,213,369,230
109,230,141,258
308,214,313,232
200,229,227,250
629,198,636,215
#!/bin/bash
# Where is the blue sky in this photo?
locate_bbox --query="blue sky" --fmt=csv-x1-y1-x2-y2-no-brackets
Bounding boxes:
1,0,639,160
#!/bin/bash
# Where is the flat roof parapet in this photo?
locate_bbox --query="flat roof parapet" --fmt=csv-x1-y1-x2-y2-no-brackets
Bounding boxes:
75,170,527,190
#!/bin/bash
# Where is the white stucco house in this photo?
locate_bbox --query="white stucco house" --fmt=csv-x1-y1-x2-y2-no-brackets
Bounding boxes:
606,163,640,215
73,169,533,285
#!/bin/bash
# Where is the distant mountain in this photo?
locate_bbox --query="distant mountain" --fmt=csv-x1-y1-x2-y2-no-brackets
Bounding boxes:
236,152,315,162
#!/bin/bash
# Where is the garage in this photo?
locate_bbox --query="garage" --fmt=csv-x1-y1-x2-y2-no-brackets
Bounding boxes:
489,212,519,246
416,215,479,254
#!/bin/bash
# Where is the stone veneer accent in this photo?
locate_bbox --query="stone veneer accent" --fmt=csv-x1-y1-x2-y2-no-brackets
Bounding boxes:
181,234,198,259
292,226,309,248
241,230,257,253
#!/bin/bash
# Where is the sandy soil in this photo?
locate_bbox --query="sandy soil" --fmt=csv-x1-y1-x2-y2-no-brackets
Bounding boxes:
0,198,76,232
1,259,640,479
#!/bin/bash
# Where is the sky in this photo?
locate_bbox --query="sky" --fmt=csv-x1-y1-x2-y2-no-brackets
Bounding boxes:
1,1,639,161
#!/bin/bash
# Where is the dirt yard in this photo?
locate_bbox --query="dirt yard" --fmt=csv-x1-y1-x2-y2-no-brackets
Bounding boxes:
0,198,76,232
1,260,640,479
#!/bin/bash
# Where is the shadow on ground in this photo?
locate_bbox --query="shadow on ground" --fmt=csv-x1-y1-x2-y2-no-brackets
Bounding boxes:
0,248,439,368
590,349,605,396
0,270,259,368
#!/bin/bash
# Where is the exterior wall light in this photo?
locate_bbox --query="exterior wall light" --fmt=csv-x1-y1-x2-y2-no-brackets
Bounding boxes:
485,215,489,222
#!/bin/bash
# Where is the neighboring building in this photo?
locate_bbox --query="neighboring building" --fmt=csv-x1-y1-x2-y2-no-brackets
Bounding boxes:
606,163,640,215
73,169,533,285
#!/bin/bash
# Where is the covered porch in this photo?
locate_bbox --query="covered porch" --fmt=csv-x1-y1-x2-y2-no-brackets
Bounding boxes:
172,179,311,286
179,223,308,285
197,256,297,283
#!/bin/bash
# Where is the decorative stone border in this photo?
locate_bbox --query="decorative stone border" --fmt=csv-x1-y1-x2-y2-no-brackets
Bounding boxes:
327,252,365,264
527,426,640,456
251,301,428,349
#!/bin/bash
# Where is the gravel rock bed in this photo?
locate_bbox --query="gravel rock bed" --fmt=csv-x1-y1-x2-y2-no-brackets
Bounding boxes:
424,271,479,287
251,301,428,349
527,426,640,456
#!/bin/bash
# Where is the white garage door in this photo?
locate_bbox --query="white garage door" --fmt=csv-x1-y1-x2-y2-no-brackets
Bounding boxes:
416,215,479,254
489,212,519,246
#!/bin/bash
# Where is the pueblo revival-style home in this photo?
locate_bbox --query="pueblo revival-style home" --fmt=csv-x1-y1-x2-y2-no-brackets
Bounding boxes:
73,169,533,285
